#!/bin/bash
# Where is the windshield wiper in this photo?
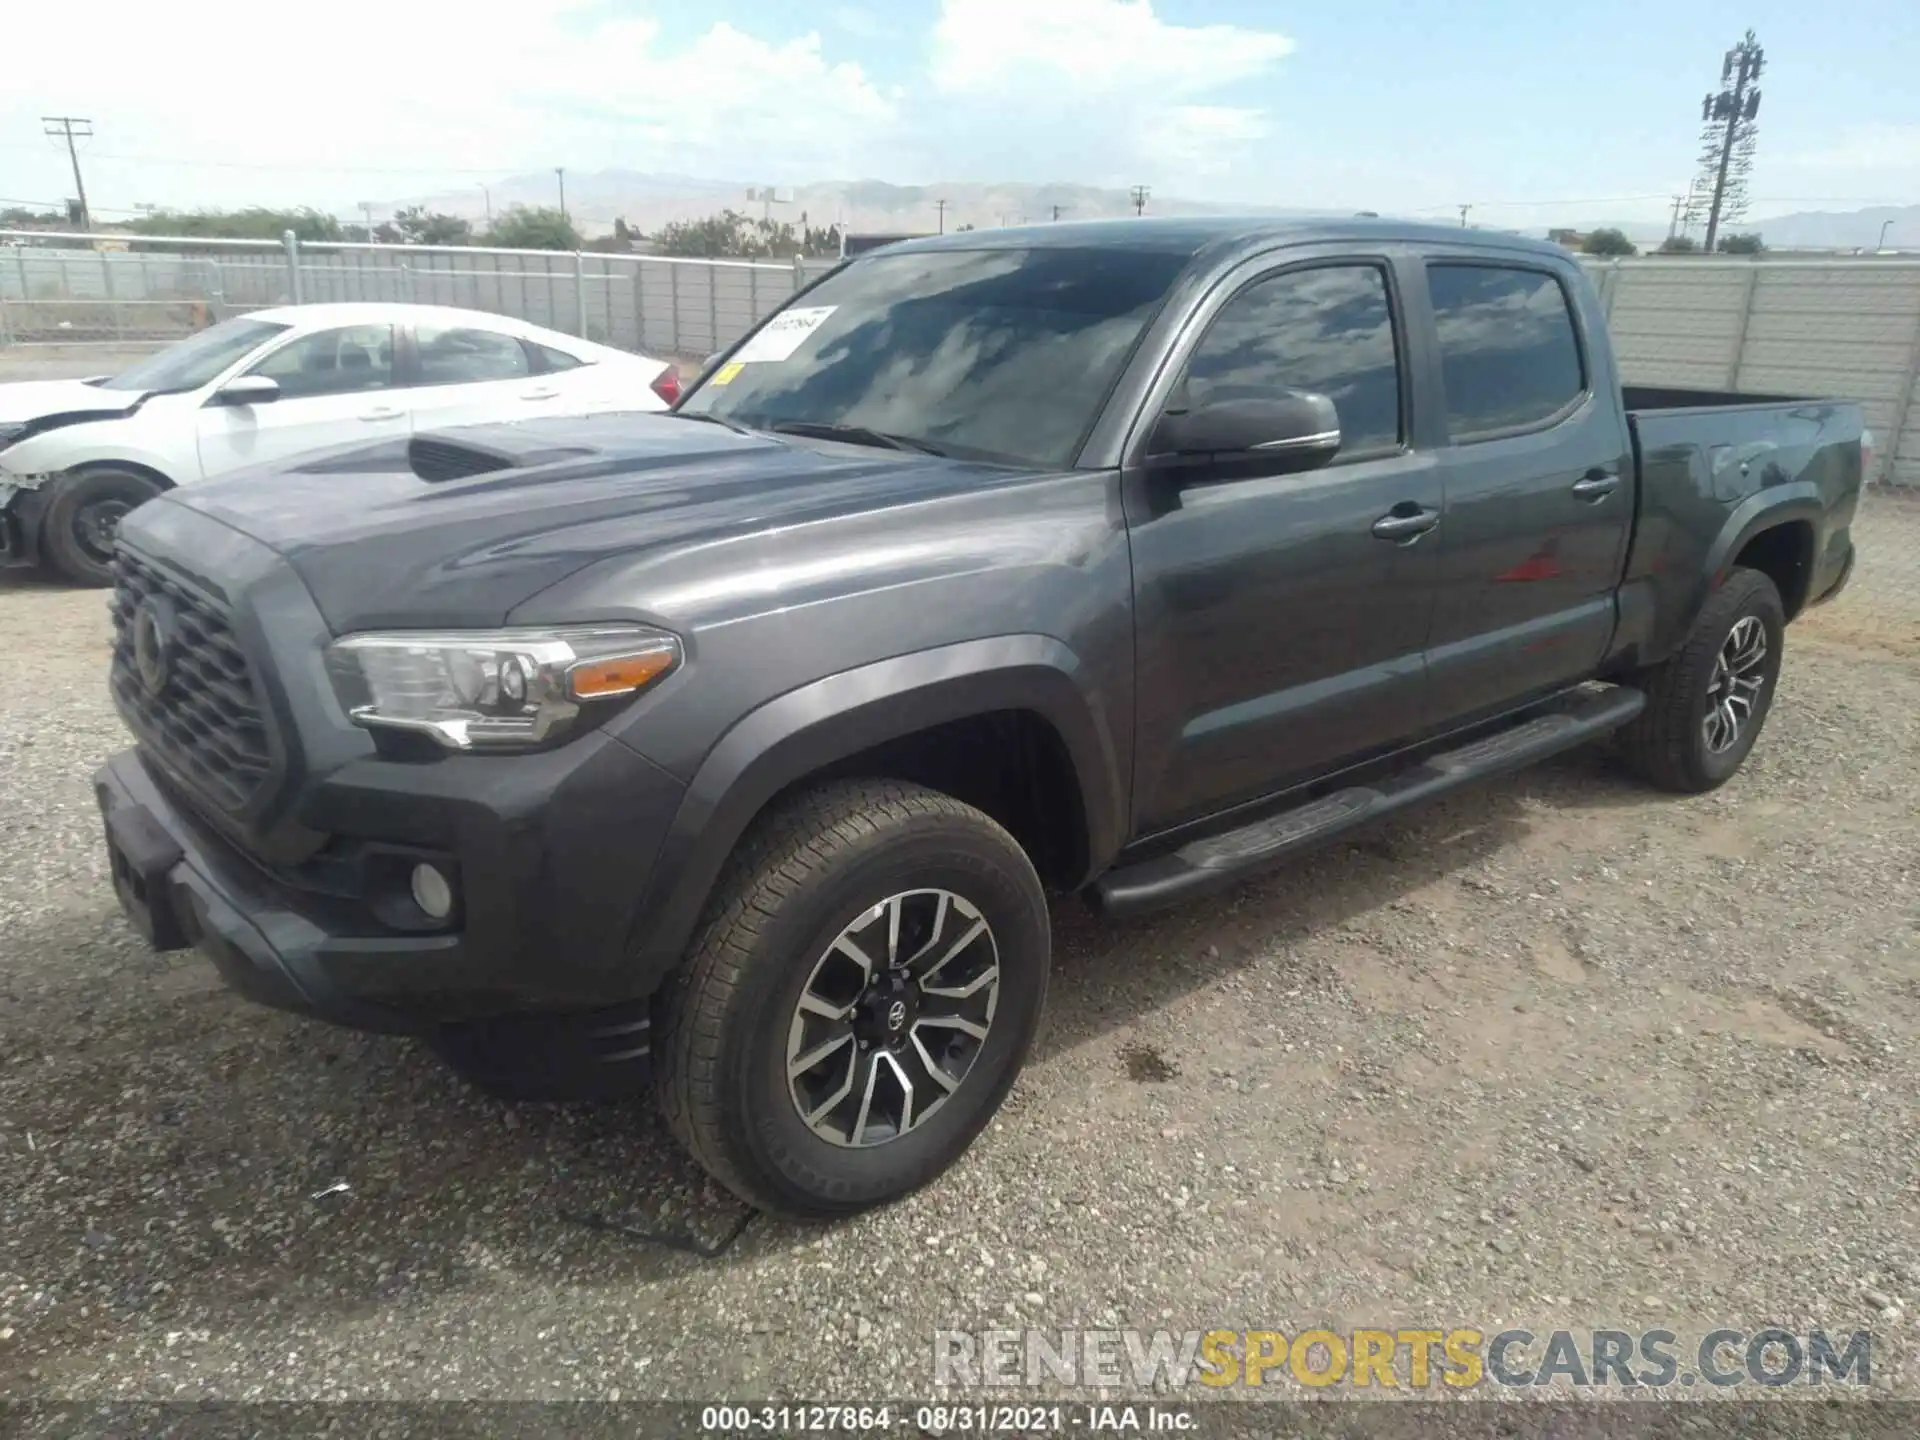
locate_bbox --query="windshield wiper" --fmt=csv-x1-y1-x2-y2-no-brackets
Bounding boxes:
765,420,954,457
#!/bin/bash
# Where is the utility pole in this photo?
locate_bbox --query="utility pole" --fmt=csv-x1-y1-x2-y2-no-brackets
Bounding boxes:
1694,30,1764,253
1051,204,1069,222
1130,185,1151,216
1457,204,1472,228
359,202,375,238
935,198,948,234
555,168,568,222
481,185,492,224
1879,219,1894,251
41,116,93,232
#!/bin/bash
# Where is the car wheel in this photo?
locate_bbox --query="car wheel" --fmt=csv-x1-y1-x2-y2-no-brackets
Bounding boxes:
41,467,164,586
1618,566,1786,794
655,779,1050,1218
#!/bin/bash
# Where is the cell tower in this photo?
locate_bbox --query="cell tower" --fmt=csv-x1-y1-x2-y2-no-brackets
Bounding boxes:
1686,29,1764,252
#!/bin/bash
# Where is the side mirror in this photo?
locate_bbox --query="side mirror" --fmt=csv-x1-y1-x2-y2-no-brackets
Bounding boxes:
211,375,282,407
1150,390,1342,478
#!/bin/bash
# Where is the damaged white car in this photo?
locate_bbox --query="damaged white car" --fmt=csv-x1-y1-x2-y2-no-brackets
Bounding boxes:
0,303,679,584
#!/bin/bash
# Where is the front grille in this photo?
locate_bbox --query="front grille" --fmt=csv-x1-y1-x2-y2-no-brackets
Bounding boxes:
109,548,273,812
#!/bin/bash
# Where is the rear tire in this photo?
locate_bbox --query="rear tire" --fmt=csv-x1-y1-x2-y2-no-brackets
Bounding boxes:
655,779,1049,1218
41,467,164,586
1618,566,1785,794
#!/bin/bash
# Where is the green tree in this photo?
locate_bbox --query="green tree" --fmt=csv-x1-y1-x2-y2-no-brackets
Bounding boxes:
656,209,841,259
1717,232,1765,255
0,205,63,228
484,205,581,250
1657,235,1699,254
127,207,342,243
391,206,473,246
1581,228,1636,257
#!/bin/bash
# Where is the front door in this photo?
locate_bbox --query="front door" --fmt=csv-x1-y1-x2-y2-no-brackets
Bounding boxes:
1126,256,1443,836
196,323,405,480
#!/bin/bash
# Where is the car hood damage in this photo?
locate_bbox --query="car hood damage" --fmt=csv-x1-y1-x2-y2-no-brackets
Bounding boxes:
0,380,146,460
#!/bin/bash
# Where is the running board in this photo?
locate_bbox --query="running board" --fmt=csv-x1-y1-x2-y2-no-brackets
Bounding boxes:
1093,686,1646,919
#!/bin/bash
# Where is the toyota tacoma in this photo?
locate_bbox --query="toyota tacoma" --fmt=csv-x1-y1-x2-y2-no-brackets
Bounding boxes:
92,219,1864,1217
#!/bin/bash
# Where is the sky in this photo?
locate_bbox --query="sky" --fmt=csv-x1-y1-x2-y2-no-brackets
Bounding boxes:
3,0,1916,232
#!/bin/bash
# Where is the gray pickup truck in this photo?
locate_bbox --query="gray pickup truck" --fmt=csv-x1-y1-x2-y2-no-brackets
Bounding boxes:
93,219,1864,1217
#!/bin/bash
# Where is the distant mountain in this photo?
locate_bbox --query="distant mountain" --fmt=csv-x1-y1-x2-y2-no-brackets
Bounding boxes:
392,172,1347,237
1748,204,1920,252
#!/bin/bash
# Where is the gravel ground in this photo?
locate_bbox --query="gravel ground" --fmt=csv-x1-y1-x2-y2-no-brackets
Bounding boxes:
1,486,1916,1409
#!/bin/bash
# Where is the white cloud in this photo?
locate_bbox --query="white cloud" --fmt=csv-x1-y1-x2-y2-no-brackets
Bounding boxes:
923,0,1295,187
3,0,894,212
931,0,1293,95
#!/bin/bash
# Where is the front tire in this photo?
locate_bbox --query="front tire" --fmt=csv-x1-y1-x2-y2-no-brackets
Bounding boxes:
41,467,164,586
1618,566,1785,793
655,779,1050,1218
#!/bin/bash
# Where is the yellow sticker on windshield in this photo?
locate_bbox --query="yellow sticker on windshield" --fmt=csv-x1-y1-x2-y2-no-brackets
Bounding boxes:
711,361,744,386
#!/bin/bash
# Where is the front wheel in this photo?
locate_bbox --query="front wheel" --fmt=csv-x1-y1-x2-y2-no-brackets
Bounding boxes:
1618,566,1786,793
654,779,1050,1218
41,467,165,586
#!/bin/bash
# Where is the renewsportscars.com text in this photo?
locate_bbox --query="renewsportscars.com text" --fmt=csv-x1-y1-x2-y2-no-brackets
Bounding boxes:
934,1326,1873,1391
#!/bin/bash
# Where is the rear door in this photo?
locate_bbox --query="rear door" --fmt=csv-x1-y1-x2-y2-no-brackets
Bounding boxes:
195,323,404,479
1125,250,1444,835
1414,258,1633,729
401,320,559,431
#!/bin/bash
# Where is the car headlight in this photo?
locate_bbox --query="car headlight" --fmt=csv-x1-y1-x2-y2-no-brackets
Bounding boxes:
324,625,681,752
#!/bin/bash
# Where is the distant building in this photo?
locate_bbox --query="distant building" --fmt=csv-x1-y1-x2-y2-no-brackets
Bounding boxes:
1547,228,1585,249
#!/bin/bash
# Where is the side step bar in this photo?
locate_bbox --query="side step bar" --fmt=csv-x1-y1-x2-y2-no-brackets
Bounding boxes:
1093,685,1646,919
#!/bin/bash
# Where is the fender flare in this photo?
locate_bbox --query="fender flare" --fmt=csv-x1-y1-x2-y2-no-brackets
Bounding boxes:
624,634,1126,982
1702,483,1822,588
1632,485,1823,665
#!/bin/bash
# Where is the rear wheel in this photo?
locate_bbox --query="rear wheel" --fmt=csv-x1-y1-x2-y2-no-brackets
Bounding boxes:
41,467,164,586
654,779,1049,1218
1618,566,1785,793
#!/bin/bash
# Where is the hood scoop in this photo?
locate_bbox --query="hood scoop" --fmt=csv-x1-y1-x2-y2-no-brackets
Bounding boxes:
407,432,594,483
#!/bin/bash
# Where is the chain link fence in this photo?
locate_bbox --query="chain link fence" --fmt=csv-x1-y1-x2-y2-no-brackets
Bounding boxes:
4,231,1918,488
0,231,838,364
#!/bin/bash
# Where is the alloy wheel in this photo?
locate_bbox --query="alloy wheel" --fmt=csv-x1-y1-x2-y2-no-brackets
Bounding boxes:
1703,614,1768,754
785,889,1000,1148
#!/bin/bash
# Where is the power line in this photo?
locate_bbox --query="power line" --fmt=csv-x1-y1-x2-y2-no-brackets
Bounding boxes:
41,116,93,231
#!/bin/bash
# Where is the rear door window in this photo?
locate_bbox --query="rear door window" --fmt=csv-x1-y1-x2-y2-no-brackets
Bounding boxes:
1426,264,1586,438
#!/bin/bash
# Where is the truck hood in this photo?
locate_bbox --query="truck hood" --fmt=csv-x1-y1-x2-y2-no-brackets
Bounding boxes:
0,378,142,435
162,411,1034,631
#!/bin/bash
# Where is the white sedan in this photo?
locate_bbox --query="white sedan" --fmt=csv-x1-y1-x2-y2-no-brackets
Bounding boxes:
0,303,679,584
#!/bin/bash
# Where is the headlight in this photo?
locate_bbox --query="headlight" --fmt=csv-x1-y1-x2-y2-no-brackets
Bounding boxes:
324,625,681,751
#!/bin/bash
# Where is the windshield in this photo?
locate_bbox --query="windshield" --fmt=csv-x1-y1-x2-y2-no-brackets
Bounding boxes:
680,246,1191,468
97,317,291,394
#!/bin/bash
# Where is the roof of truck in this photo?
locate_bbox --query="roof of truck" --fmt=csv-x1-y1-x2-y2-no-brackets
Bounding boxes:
876,215,1572,263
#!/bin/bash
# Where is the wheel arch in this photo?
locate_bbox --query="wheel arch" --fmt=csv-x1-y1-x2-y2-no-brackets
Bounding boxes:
624,635,1127,988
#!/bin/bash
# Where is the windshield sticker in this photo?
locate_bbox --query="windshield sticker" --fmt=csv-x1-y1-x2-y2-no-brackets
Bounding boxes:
710,361,744,386
732,306,837,364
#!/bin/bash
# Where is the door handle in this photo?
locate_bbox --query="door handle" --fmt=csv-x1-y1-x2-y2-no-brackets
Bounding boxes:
1572,470,1621,501
520,387,560,401
358,406,402,422
1371,505,1440,542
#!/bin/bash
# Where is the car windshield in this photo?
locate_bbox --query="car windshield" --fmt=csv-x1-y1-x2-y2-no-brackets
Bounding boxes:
96,317,291,394
679,246,1191,468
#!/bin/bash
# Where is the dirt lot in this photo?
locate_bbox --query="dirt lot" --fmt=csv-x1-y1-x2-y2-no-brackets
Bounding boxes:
0,477,1916,1409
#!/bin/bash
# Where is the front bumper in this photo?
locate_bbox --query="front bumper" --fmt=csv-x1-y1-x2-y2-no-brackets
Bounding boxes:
95,732,688,1035
0,482,50,569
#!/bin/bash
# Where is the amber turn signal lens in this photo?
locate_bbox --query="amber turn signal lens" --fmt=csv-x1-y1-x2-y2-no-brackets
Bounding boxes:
566,645,678,700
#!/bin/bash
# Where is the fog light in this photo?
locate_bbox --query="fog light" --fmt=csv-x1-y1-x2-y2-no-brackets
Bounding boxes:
410,862,454,920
